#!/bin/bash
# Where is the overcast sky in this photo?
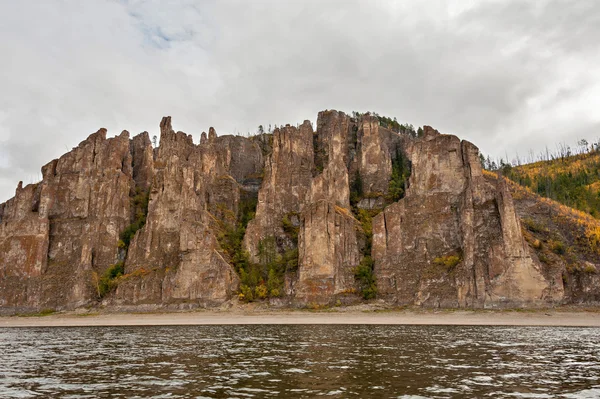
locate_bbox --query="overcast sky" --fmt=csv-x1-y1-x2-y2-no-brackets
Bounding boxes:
1,0,599,202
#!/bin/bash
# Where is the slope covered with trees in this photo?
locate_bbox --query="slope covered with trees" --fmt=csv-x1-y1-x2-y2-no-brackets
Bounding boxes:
499,148,600,218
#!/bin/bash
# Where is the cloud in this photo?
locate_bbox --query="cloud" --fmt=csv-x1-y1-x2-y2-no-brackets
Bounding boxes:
1,0,599,201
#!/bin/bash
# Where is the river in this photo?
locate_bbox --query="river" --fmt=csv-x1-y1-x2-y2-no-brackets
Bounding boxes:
1,325,599,398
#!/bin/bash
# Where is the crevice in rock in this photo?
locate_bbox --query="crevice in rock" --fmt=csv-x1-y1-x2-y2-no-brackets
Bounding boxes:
119,187,150,261
312,131,327,176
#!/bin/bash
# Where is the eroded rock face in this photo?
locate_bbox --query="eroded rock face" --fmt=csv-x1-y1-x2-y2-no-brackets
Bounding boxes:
43,130,134,309
243,122,314,262
114,117,259,306
356,114,392,196
0,110,584,312
0,129,134,313
0,182,49,311
309,111,351,207
0,117,265,313
130,132,155,191
293,111,361,305
372,127,557,308
295,201,360,304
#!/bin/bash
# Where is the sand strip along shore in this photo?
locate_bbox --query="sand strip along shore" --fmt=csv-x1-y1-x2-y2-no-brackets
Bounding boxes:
1,310,599,327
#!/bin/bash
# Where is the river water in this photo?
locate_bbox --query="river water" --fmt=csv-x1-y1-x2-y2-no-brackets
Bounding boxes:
1,325,599,398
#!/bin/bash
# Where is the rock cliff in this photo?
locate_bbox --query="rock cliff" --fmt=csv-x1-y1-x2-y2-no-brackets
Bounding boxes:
1,129,133,311
0,110,596,313
372,127,557,308
294,111,360,304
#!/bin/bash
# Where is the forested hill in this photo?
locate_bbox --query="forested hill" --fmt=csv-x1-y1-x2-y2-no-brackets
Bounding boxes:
499,149,600,219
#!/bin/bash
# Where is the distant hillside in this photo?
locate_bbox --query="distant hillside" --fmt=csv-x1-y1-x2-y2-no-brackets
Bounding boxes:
501,150,600,218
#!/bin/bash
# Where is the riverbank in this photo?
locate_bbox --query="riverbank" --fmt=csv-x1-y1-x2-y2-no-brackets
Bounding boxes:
2,307,600,327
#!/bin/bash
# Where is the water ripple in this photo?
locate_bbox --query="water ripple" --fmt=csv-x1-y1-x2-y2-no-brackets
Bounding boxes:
0,325,599,398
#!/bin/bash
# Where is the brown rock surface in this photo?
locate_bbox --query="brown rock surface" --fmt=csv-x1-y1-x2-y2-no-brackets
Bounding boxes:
0,182,49,311
294,201,361,304
356,114,392,196
0,110,594,313
115,117,251,306
0,129,134,313
293,111,362,305
372,127,555,308
243,122,314,261
130,132,155,191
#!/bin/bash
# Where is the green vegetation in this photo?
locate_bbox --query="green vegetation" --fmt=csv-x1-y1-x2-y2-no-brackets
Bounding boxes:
216,193,257,285
387,147,411,202
236,236,298,302
549,240,567,255
352,207,380,299
355,208,376,255
522,218,550,234
216,192,298,302
120,187,150,250
494,150,600,219
487,146,600,265
282,212,300,242
566,262,598,274
583,264,598,274
347,144,411,299
350,171,363,207
351,111,418,137
539,253,551,265
239,191,258,228
433,254,462,272
354,256,377,299
16,308,56,317
217,192,257,265
100,187,150,299
520,213,583,271
95,262,125,298
349,145,411,207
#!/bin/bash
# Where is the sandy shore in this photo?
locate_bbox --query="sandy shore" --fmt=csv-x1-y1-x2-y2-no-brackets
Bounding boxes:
1,309,599,327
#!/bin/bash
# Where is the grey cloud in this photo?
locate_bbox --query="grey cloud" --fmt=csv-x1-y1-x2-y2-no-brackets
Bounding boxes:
460,0,600,53
0,0,599,201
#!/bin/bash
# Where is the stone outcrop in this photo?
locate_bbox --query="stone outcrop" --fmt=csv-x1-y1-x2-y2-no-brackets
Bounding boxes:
293,111,361,304
0,110,594,313
0,129,133,313
0,182,49,311
243,122,314,262
114,117,263,307
43,130,134,309
372,127,556,308
295,201,361,304
356,114,392,196
130,132,155,191
0,117,264,313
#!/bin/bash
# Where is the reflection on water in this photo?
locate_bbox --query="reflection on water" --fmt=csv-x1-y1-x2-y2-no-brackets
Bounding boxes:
0,325,599,398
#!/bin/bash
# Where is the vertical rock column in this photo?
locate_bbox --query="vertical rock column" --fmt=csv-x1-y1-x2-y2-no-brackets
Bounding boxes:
293,111,361,305
41,130,134,309
243,122,314,262
0,128,149,312
130,132,155,191
118,117,239,306
372,127,553,308
357,114,392,197
0,182,49,311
